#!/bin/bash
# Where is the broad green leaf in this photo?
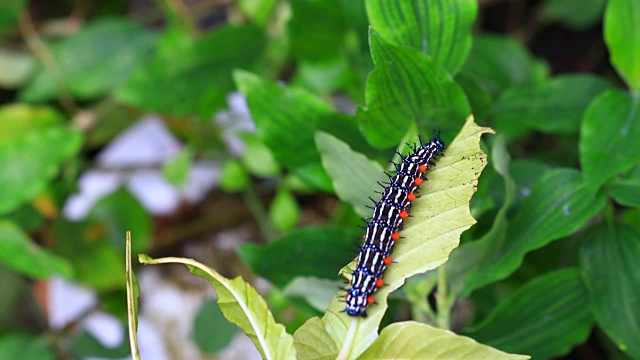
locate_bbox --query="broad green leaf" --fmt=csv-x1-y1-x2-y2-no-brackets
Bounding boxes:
0,49,36,88
238,0,279,26
139,255,296,360
0,220,73,279
604,0,640,90
357,30,470,148
465,268,592,359
283,276,338,313
237,227,360,288
0,332,55,360
542,0,606,29
455,72,494,122
219,159,250,193
0,126,82,214
117,25,263,116
316,131,385,217
293,117,492,360
20,18,155,101
360,322,529,360
366,0,477,75
580,223,640,359
241,133,280,177
609,164,640,207
580,90,640,190
463,168,607,295
269,188,301,232
461,34,549,96
0,103,64,144
193,299,238,354
125,232,140,360
289,0,348,61
494,74,611,138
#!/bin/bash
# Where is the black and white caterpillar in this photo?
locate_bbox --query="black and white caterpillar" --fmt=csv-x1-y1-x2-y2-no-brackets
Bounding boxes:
344,133,446,317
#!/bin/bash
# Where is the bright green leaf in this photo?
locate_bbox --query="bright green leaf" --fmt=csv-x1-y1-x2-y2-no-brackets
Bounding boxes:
220,160,250,193
366,0,477,75
604,0,640,90
139,255,297,360
0,220,73,279
465,268,592,359
357,30,470,148
0,126,82,214
238,0,279,26
580,90,640,190
580,223,640,359
0,103,64,144
241,133,280,178
609,164,640,207
293,117,492,360
162,148,192,186
269,188,301,231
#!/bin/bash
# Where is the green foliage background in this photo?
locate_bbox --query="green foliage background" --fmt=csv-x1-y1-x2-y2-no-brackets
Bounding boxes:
0,0,639,359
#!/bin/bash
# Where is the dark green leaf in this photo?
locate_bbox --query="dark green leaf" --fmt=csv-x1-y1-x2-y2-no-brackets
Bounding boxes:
604,0,640,90
580,223,640,359
580,90,640,190
357,30,470,148
494,74,611,138
542,0,606,29
0,0,26,30
237,227,360,288
20,18,155,101
465,268,593,359
289,0,348,61
117,25,264,116
193,299,238,354
0,127,82,214
366,0,477,75
463,168,607,295
455,71,494,122
70,330,130,359
609,164,640,207
0,332,55,360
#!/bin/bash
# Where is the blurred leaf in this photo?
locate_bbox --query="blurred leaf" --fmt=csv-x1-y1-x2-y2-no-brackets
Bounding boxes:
162,148,192,186
455,71,494,122
609,165,640,207
0,267,26,326
580,223,640,359
139,255,297,360
21,18,155,101
241,133,280,177
238,0,279,26
220,159,250,193
70,330,131,359
463,169,607,295
357,29,470,148
88,189,152,253
359,322,529,360
0,332,55,360
269,188,301,232
0,0,25,30
580,90,640,190
0,104,64,144
542,0,606,29
462,34,549,96
0,220,72,279
294,117,492,360
289,0,348,61
604,0,640,90
366,0,477,75
117,25,264,116
316,131,385,217
494,74,611,138
0,50,36,88
0,126,82,214
237,227,360,288
282,276,338,313
465,268,592,359
294,56,356,94
193,299,238,354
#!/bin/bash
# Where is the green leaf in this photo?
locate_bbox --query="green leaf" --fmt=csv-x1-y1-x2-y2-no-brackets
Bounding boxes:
138,255,296,360
220,159,250,193
542,0,607,29
604,0,640,90
493,74,611,138
125,232,140,360
455,72,494,122
316,131,385,217
366,0,477,75
117,25,263,116
360,322,529,360
20,18,156,102
580,90,640,190
193,299,238,354
357,29,470,148
580,223,640,359
465,268,592,359
0,220,73,279
162,148,192,186
241,133,280,177
609,165,640,207
0,126,82,214
293,117,492,360
283,276,338,313
463,168,607,295
461,34,549,96
289,0,348,61
0,49,36,88
0,103,64,144
238,0,279,26
269,188,301,231
0,0,26,30
237,227,360,288
0,332,55,360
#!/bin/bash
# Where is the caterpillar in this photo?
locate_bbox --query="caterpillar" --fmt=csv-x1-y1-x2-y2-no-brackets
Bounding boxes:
344,133,446,317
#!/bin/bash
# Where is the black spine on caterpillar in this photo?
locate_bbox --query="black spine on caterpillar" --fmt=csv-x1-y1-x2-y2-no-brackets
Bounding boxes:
344,132,446,317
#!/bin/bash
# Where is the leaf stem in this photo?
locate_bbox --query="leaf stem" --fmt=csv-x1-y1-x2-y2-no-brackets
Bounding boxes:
436,266,451,330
